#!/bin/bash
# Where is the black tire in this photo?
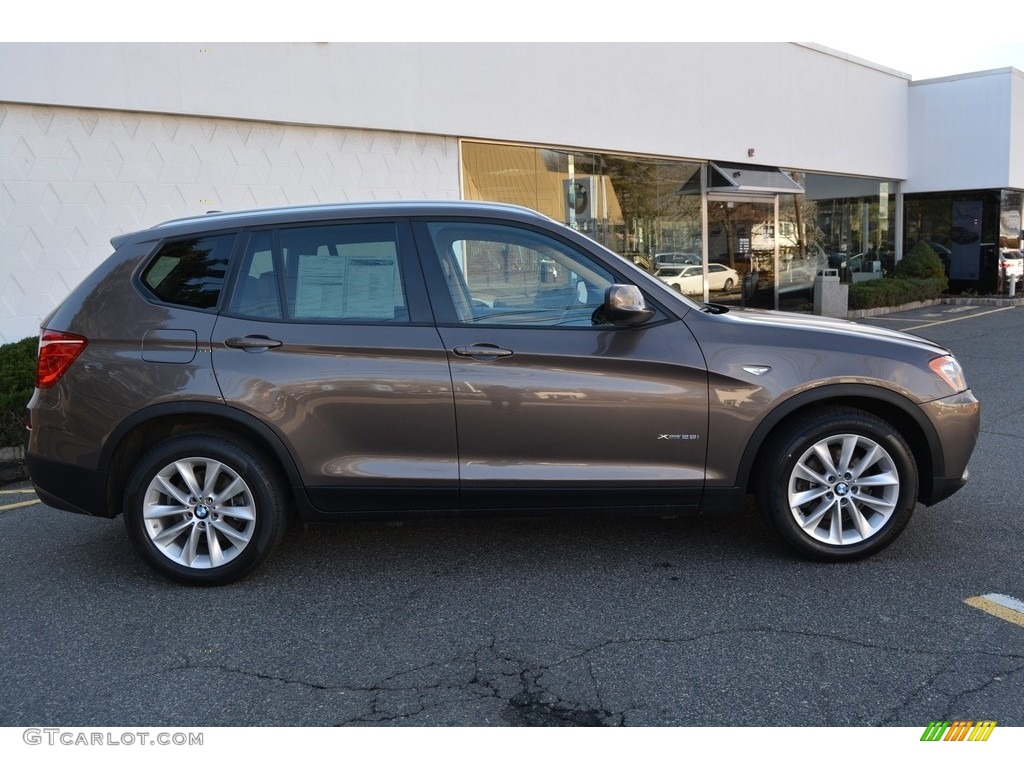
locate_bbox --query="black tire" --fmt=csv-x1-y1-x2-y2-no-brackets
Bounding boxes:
756,407,918,561
123,434,288,585
723,278,734,292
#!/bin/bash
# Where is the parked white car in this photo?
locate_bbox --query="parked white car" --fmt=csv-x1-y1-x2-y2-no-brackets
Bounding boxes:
998,248,1023,281
657,264,740,294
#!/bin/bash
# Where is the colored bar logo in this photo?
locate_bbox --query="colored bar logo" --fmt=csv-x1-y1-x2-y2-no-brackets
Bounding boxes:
920,721,997,741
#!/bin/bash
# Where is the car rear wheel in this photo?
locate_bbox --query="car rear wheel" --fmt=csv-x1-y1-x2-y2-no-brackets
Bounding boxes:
723,278,734,291
123,435,288,585
757,408,918,561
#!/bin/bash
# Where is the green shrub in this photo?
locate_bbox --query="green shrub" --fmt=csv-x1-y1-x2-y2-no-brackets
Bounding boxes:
848,277,945,310
848,243,949,310
0,336,37,447
894,241,949,292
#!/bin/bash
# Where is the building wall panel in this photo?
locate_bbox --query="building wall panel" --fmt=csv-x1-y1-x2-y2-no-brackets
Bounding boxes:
0,103,459,343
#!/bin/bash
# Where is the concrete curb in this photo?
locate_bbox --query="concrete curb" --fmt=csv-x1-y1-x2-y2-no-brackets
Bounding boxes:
847,294,1024,319
847,299,944,319
0,446,28,484
940,295,1024,308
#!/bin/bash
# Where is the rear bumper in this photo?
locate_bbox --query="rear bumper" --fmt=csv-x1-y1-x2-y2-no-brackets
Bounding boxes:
26,453,113,518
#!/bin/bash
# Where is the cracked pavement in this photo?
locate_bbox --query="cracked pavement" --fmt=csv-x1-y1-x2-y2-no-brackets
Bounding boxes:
1,305,1022,727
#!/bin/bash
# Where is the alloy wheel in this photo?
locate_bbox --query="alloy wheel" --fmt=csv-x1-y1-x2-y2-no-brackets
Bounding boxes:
141,456,257,569
785,432,900,546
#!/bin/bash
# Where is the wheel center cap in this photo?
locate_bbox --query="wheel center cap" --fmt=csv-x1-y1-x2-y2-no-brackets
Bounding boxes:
835,482,851,497
194,504,210,520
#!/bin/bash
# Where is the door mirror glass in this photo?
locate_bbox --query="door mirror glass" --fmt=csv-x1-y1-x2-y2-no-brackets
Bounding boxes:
599,284,655,326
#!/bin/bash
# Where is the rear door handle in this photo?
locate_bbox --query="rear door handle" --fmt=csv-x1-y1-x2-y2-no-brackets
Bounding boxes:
453,344,513,359
224,335,283,351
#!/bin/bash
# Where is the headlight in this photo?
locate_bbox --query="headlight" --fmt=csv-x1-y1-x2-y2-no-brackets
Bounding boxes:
929,355,967,393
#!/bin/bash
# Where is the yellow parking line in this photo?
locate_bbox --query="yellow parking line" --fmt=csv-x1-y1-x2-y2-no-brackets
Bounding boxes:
965,594,1024,628
0,498,40,512
904,306,1017,331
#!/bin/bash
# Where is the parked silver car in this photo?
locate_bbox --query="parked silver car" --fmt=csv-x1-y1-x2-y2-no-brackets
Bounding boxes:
26,201,980,584
652,252,702,268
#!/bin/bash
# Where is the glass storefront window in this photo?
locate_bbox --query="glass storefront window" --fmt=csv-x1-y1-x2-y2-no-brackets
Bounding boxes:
705,198,778,308
461,141,703,273
802,174,897,274
904,189,1005,292
1000,191,1023,248
462,141,899,311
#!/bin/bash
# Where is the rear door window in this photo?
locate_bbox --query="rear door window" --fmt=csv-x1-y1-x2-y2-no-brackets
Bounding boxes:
228,223,409,323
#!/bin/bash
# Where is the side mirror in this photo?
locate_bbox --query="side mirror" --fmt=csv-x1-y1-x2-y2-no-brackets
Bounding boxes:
596,284,655,326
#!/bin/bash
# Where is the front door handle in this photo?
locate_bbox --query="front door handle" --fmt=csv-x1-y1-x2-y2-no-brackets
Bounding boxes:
224,335,283,351
453,344,513,359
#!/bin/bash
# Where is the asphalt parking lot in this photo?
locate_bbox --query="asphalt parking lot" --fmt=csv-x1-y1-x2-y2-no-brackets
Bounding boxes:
1,302,1022,729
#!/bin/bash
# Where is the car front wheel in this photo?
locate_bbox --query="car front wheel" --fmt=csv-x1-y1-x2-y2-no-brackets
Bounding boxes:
123,435,288,585
758,408,918,561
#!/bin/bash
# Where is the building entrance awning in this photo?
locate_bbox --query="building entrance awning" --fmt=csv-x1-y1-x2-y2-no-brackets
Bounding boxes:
678,162,804,198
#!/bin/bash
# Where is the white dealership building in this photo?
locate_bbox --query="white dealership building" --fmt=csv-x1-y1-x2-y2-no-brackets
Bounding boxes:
2,42,1024,342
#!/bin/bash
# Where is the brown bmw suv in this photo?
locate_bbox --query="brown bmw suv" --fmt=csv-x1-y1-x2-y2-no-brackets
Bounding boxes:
26,201,980,584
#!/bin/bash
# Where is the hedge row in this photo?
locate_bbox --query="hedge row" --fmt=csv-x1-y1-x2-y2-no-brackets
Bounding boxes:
847,240,950,310
848,276,947,310
0,336,37,447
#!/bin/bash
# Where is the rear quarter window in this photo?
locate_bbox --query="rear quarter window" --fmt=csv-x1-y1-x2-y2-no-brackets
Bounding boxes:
140,234,236,309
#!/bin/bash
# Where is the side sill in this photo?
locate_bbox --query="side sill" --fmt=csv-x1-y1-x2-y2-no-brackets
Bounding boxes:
696,487,749,515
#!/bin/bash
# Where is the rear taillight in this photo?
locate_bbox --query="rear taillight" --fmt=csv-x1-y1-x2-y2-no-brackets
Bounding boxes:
36,330,88,389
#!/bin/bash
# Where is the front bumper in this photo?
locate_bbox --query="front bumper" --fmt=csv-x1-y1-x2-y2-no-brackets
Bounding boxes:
918,389,980,506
